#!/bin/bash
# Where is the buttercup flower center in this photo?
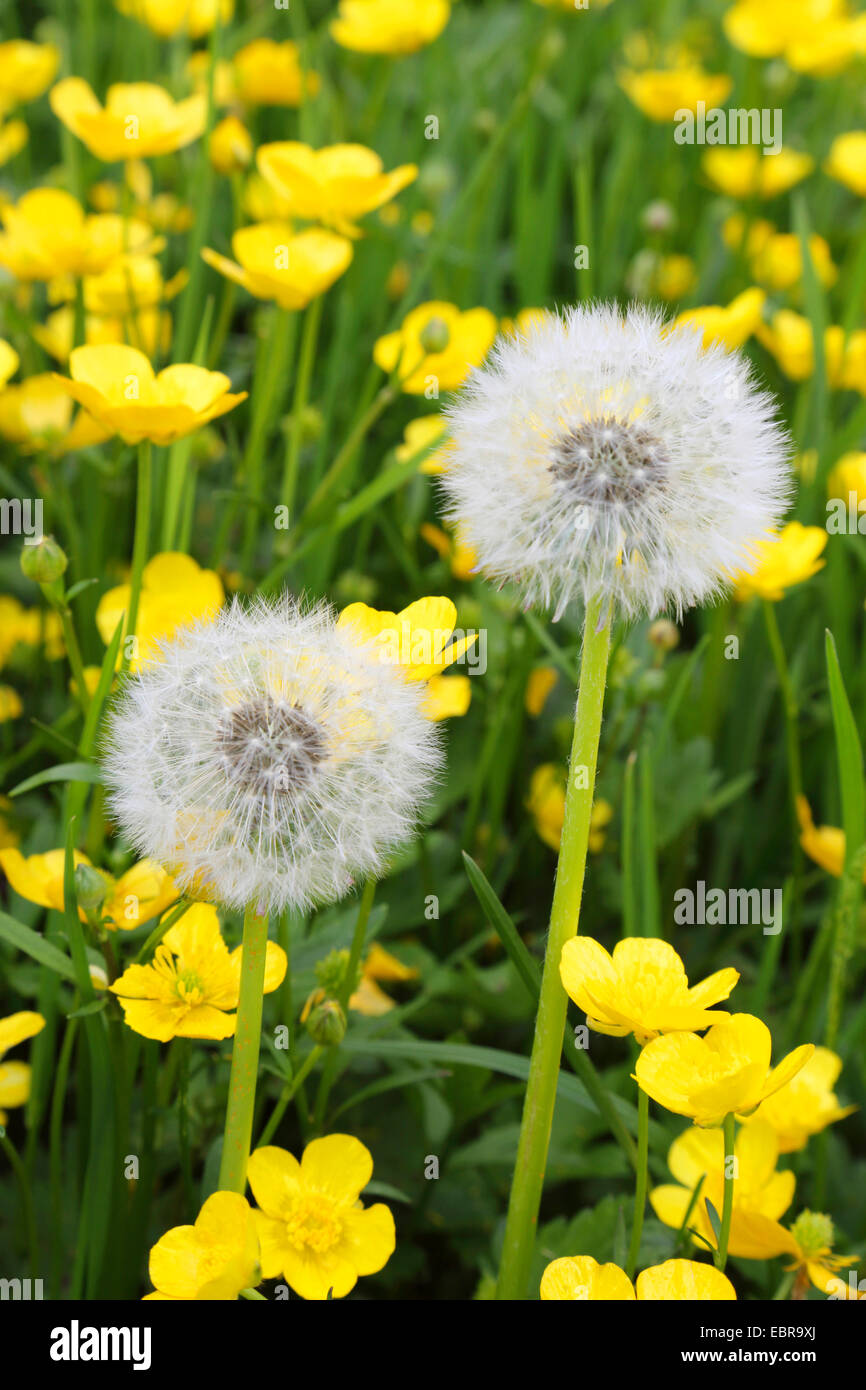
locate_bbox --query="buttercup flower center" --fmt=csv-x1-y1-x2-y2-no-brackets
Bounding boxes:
790,1209,834,1256
284,1191,344,1253
174,967,205,1004
216,695,326,800
550,414,669,510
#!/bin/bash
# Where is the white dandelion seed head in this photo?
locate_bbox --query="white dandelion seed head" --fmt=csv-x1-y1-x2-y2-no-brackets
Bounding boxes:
439,302,794,620
102,595,443,914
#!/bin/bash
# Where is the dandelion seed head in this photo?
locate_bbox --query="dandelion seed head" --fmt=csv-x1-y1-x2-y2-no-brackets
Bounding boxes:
102,595,442,914
440,302,793,619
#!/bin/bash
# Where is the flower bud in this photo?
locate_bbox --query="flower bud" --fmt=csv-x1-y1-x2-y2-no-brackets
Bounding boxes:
419,316,450,355
648,618,680,652
20,534,67,586
305,998,346,1047
75,862,109,916
209,116,253,176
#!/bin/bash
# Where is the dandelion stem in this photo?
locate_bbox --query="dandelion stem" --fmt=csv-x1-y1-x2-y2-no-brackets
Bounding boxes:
496,593,612,1299
626,1084,649,1278
716,1112,736,1272
218,901,270,1193
124,439,152,673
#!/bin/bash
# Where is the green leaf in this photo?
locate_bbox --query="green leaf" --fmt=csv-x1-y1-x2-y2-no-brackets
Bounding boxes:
0,910,77,982
461,851,540,1000
67,996,109,1019
341,1035,634,1124
9,760,102,797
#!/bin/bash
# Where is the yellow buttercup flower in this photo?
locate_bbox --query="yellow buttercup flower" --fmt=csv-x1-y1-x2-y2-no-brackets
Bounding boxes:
783,1211,861,1298
0,846,177,929
373,300,498,394
618,64,731,122
209,115,253,176
144,1191,259,1301
257,142,417,237
524,666,558,717
0,375,107,454
89,158,194,232
202,223,353,310
526,765,612,854
53,344,246,446
650,1119,796,1258
746,1046,856,1152
33,303,171,365
540,1255,736,1300
117,0,233,39
721,215,837,293
331,0,450,55
0,41,59,114
673,287,765,350
0,1011,45,1125
634,1259,736,1300
352,943,419,1016
723,0,866,76
0,686,23,721
0,118,27,166
796,796,866,882
732,522,827,601
96,551,225,671
247,1135,396,1299
652,254,697,302
395,415,452,474
825,131,866,197
0,338,18,387
50,78,206,161
703,147,814,199
422,672,471,720
419,522,477,582
63,255,187,319
560,937,739,1046
635,1013,814,1128
338,595,474,681
0,597,64,665
540,1255,636,1301
0,188,157,281
827,452,866,505
232,39,320,107
110,902,287,1041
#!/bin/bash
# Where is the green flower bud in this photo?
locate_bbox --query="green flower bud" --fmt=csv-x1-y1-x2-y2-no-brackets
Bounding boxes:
419,316,450,355
789,1210,834,1256
20,534,68,586
74,862,109,916
305,998,347,1047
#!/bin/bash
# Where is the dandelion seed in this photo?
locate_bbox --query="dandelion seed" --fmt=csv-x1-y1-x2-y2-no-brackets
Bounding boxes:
102,595,442,915
440,302,793,620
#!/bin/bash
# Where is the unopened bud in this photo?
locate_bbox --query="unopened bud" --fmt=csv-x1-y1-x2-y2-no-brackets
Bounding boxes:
419,316,450,355
75,862,109,916
20,534,67,586
305,998,346,1047
648,618,680,652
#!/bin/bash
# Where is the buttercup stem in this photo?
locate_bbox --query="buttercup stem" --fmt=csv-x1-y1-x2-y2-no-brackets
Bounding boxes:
496,592,612,1299
218,901,270,1193
311,878,377,1131
626,1084,649,1278
123,439,152,674
716,1112,736,1272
